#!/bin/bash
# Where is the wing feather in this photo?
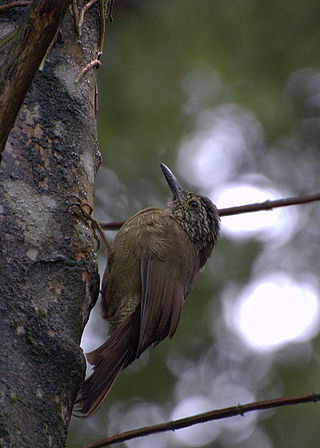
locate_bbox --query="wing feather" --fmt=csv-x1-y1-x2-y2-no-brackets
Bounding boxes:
137,253,184,356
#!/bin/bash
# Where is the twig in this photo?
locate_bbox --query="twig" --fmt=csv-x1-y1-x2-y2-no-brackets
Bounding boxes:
79,393,320,448
98,0,105,49
99,192,320,230
39,27,60,71
0,1,30,12
0,28,18,49
72,0,80,33
75,58,102,83
106,0,115,22
78,0,98,35
218,192,320,217
74,0,105,82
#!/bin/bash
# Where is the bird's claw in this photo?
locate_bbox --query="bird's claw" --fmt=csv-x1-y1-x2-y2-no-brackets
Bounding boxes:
67,195,101,249
67,195,112,254
67,195,93,220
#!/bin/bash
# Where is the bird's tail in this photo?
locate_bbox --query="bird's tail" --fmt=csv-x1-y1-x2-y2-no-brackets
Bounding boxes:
73,311,139,418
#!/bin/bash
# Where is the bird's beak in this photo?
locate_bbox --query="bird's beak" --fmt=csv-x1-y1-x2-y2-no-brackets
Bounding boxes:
160,163,184,202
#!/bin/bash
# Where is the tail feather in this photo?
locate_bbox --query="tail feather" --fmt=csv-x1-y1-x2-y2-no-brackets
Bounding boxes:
73,311,139,418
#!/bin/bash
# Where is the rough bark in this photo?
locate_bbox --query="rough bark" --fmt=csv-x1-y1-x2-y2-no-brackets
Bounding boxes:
0,2,101,446
0,0,72,154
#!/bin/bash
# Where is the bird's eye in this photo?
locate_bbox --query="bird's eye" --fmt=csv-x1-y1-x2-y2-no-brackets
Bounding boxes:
188,200,199,209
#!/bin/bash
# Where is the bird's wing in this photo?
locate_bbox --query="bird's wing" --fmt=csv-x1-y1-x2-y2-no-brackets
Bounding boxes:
137,253,184,357
137,215,199,358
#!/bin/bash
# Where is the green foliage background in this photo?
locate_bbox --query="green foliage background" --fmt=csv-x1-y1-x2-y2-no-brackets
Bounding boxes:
67,1,320,447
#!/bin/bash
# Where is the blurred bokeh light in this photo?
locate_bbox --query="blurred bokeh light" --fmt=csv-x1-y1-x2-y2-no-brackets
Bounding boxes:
230,273,320,350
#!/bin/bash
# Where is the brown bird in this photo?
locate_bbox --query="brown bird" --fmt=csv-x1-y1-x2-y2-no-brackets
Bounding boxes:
74,163,220,417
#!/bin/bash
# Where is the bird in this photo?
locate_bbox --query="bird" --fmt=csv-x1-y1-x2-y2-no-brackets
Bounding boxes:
73,163,220,417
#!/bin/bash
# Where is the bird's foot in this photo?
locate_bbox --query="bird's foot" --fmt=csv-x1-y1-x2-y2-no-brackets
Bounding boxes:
67,195,112,254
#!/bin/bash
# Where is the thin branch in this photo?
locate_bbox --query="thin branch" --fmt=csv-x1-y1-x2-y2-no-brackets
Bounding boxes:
0,28,18,50
79,393,320,448
98,0,105,50
100,220,124,230
73,0,105,82
72,0,80,33
106,0,115,22
0,1,30,11
38,27,59,71
78,0,98,35
100,192,320,230
219,192,320,217
0,0,71,156
75,58,102,83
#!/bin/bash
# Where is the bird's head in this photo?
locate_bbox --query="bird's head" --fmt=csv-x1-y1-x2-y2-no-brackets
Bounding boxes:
160,163,220,246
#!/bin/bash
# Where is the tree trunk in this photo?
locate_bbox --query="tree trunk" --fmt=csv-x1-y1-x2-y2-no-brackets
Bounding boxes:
0,2,101,446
